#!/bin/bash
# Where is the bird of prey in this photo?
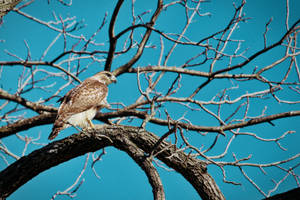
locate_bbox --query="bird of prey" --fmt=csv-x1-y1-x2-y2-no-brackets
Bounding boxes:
48,71,117,140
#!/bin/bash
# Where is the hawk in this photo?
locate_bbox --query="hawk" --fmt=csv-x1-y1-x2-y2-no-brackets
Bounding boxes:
48,71,117,140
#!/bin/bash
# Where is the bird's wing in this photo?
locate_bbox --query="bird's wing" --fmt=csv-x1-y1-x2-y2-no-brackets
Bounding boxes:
58,79,108,116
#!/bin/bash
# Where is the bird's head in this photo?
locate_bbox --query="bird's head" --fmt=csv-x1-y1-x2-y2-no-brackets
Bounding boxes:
92,71,117,85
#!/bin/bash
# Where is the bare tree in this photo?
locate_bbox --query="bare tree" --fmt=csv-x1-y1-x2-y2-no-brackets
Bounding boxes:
0,0,300,199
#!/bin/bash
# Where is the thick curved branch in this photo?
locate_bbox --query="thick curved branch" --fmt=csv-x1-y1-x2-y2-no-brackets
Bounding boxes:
0,88,57,113
113,0,163,76
114,133,165,200
0,112,56,139
0,125,224,200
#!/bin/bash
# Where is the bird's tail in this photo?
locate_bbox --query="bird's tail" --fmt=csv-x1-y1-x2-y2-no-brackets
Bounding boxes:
48,127,62,140
48,118,65,140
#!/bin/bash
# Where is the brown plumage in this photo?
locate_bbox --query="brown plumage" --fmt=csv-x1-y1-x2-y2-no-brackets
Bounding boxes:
48,71,117,140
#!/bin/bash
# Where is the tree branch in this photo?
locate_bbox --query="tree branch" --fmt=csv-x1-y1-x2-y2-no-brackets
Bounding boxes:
113,0,163,76
0,125,224,200
104,0,125,72
0,112,56,139
0,88,57,113
264,187,300,200
128,65,257,79
213,18,300,75
114,132,165,200
0,61,81,83
1,109,299,139
190,18,300,98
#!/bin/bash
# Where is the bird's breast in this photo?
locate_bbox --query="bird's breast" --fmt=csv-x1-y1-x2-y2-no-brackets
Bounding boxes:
67,108,97,127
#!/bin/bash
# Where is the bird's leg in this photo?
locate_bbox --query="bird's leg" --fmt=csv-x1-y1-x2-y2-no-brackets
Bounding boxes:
87,118,95,129
84,119,111,141
81,119,96,136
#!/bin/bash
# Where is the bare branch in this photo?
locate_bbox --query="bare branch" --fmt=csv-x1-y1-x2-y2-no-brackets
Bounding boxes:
113,0,163,76
0,88,57,113
0,60,81,83
104,0,125,72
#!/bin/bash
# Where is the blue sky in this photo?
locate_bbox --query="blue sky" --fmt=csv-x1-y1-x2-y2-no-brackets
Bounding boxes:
1,0,300,199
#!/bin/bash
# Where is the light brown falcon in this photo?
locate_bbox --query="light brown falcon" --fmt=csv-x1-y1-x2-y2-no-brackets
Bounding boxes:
48,71,117,140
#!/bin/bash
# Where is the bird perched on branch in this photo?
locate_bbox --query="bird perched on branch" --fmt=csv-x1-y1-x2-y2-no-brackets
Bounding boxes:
48,71,117,140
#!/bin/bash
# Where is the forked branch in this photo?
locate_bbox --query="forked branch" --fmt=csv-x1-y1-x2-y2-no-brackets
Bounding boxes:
113,0,163,76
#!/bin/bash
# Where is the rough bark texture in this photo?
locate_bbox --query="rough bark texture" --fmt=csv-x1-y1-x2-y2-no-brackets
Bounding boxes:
0,0,22,18
0,125,225,200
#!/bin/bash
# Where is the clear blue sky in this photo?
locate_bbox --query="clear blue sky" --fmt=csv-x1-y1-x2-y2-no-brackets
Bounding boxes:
1,0,300,199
